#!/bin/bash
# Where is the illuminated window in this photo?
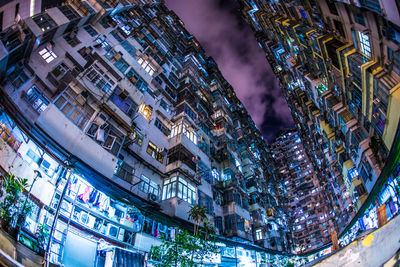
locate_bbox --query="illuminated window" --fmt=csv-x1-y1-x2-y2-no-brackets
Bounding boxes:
146,141,164,163
32,13,56,32
137,57,156,76
255,229,263,240
162,176,196,204
358,31,371,57
130,129,143,146
138,103,152,120
211,169,220,181
39,48,57,63
348,167,359,181
170,122,198,144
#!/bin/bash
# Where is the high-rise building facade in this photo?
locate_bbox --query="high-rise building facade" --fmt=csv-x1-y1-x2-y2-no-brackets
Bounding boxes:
271,129,335,253
0,0,292,266
239,0,400,253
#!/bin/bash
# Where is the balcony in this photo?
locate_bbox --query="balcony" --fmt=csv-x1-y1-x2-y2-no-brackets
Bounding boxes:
168,133,211,169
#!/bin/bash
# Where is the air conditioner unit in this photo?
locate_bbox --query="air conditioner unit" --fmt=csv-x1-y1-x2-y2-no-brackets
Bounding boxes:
107,224,119,238
118,89,129,100
148,193,158,202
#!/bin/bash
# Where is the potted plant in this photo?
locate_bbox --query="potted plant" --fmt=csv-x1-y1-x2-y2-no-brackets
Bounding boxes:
35,223,49,256
0,174,29,235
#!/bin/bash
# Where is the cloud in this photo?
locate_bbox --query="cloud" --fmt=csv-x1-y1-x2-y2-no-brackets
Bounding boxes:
164,0,294,142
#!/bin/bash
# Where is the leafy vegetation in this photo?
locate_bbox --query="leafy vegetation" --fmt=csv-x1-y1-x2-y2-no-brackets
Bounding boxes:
149,204,219,266
0,174,30,231
35,223,50,249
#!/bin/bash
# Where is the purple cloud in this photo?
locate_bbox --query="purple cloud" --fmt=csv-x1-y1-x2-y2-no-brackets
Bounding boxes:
164,0,294,142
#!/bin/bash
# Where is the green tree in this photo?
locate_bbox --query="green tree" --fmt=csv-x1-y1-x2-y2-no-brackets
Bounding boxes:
149,204,219,266
188,204,206,236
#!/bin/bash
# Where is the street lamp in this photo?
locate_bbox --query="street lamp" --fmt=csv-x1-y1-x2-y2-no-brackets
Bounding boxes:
17,169,42,233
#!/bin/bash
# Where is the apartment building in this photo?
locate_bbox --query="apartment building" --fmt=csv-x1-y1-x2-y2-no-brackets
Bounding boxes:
239,0,400,253
270,130,336,253
0,0,291,265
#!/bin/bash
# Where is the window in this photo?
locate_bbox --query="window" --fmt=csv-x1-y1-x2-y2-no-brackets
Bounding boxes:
255,229,263,240
114,58,129,74
131,129,143,146
211,169,220,181
86,123,124,155
120,40,136,57
50,62,70,79
213,110,224,119
54,87,94,129
178,177,196,204
25,85,49,113
146,141,164,163
115,160,134,183
84,25,98,37
95,37,111,52
198,190,214,214
32,13,57,32
359,161,373,183
85,64,115,92
58,5,79,20
126,68,148,93
183,104,197,121
109,87,137,118
356,183,367,197
138,103,152,120
162,176,177,200
170,122,198,144
348,167,359,181
39,48,57,63
154,118,170,136
138,175,159,196
137,57,156,76
358,31,371,57
162,176,196,205
160,99,169,112
9,69,29,88
215,217,223,231
388,47,400,75
64,33,80,47
354,12,365,26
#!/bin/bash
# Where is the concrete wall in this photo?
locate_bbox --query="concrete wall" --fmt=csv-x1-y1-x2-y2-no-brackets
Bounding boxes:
36,103,118,179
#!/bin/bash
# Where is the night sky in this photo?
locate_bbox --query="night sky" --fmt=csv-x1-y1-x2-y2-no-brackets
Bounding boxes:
164,0,294,142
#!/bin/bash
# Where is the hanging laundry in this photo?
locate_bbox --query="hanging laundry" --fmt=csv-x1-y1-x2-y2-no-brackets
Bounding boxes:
89,189,98,203
77,186,92,203
151,221,158,237
99,195,110,212
96,127,105,142
94,192,103,207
